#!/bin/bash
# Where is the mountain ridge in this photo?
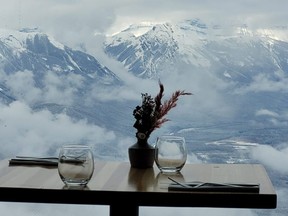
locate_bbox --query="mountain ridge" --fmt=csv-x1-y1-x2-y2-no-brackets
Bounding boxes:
104,19,288,81
0,21,287,216
0,28,121,85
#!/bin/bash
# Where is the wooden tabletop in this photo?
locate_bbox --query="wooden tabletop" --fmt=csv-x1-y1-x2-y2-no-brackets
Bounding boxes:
0,159,277,216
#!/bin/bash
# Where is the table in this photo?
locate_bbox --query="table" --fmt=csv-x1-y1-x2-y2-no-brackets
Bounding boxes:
0,159,277,216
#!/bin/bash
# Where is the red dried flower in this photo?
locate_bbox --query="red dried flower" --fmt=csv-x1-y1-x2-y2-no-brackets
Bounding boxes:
133,81,192,140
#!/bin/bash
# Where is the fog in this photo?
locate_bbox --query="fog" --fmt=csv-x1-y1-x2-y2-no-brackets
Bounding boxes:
1,0,288,215
1,66,287,215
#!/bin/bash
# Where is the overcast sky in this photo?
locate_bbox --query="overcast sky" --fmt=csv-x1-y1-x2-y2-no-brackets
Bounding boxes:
0,1,288,215
1,0,288,48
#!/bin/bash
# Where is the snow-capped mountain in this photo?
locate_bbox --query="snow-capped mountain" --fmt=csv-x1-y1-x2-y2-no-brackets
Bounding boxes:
103,19,288,133
0,21,287,216
0,28,121,88
1,21,288,139
104,19,288,83
104,22,179,78
0,28,129,136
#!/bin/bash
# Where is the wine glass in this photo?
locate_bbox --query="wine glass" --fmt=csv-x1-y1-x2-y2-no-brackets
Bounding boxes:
58,144,94,187
154,135,187,174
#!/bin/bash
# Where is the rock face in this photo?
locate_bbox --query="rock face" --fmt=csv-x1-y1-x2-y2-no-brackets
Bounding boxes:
0,28,120,88
104,19,288,84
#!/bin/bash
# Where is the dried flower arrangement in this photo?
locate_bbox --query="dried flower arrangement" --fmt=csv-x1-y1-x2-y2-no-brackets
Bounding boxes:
133,81,192,140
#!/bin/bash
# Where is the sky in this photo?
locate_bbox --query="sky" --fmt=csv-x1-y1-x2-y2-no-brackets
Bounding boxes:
0,1,288,215
1,0,288,51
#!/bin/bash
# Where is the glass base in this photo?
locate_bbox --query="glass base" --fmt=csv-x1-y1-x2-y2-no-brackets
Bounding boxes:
61,178,90,188
159,168,182,174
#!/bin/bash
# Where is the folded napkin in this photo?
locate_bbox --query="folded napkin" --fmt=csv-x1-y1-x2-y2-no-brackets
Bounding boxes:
9,156,59,167
168,182,260,193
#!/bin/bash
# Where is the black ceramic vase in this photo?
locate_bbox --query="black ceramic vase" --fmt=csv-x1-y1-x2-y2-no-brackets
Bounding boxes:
128,136,155,169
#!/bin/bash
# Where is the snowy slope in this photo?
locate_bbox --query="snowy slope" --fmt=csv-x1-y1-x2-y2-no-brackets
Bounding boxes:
0,28,121,86
104,19,288,83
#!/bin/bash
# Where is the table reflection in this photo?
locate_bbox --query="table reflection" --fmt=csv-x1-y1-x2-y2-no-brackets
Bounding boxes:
155,171,186,190
128,167,155,191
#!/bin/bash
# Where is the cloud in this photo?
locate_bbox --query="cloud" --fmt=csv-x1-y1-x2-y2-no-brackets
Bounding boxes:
107,0,288,35
254,109,288,126
0,78,281,216
235,74,288,94
87,63,234,122
0,70,85,105
1,0,288,52
251,144,288,174
43,72,84,104
0,101,117,158
0,70,41,103
0,0,116,52
256,109,280,118
1,1,287,215
157,66,235,121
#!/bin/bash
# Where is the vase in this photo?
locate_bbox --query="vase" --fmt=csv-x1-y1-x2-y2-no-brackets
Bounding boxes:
128,137,155,169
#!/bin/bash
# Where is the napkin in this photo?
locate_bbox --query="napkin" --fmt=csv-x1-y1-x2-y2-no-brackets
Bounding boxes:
9,156,59,167
168,182,260,193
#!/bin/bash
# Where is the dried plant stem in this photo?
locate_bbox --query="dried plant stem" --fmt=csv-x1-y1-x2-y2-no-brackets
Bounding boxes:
133,80,192,139
151,86,192,133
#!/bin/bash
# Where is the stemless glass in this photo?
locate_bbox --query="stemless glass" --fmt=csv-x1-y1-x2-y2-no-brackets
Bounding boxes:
155,135,187,173
58,144,94,187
